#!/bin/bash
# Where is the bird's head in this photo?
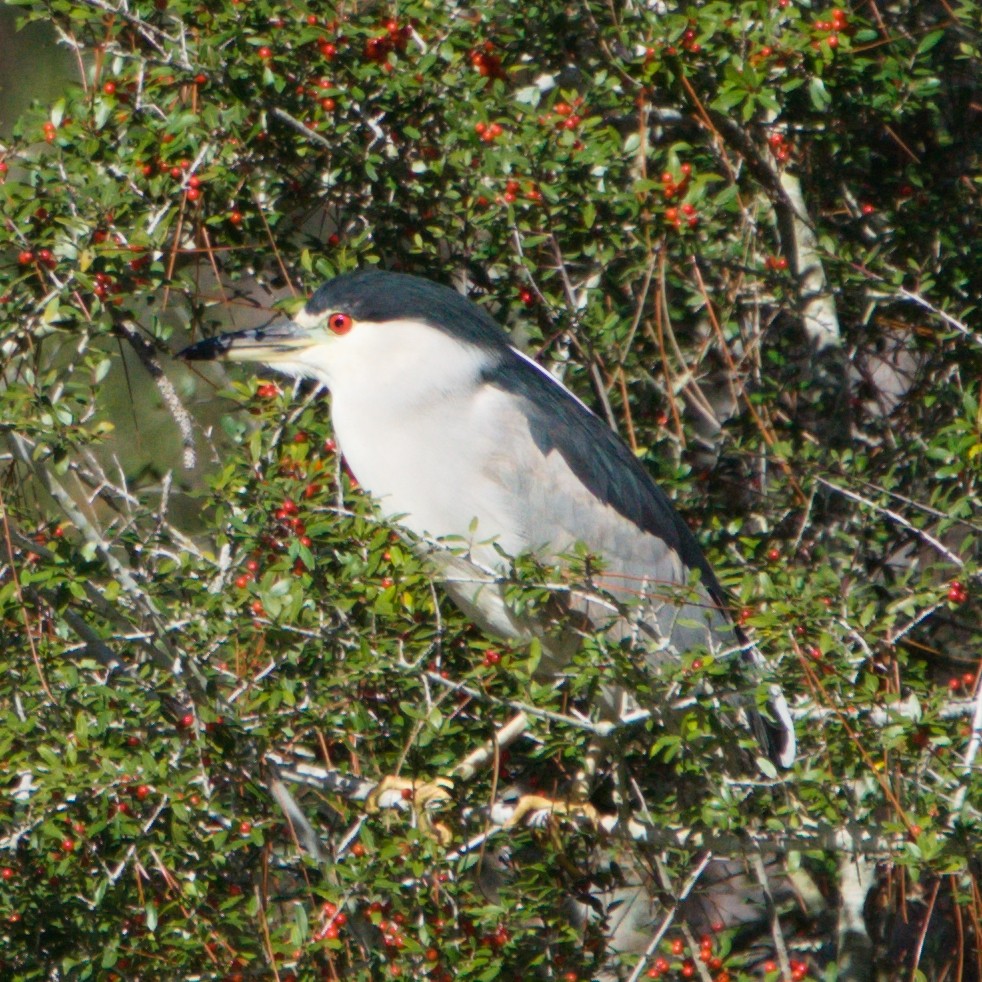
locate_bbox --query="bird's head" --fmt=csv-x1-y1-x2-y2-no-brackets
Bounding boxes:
177,269,510,397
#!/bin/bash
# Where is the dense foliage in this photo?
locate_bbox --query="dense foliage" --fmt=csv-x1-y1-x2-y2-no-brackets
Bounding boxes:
0,0,979,979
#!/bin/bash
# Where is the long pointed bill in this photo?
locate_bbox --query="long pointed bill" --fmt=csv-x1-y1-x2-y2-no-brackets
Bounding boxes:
177,320,316,364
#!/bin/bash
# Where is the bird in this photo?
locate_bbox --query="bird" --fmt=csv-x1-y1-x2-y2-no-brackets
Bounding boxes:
179,267,797,971
179,268,794,776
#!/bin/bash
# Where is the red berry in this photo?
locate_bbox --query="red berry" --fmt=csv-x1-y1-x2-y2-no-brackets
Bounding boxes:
947,580,968,604
18,250,34,265
671,938,685,956
134,784,150,800
1,868,14,881
239,821,252,835
229,211,243,225
258,46,272,59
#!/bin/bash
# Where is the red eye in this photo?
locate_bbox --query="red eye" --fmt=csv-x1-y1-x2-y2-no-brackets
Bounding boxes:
328,312,353,335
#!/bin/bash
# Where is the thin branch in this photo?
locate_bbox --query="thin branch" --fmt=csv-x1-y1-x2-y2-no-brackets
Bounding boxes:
953,677,982,818
270,107,334,151
816,476,966,568
114,319,196,470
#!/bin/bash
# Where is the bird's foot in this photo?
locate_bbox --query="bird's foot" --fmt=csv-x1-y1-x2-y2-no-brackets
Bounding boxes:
502,793,600,830
364,775,454,845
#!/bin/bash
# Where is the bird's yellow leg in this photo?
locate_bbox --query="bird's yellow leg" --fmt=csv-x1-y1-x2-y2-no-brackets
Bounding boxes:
504,738,605,830
363,713,532,845
364,775,455,845
503,793,600,829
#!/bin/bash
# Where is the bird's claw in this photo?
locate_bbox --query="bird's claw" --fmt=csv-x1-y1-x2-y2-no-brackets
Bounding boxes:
502,793,601,830
364,775,454,845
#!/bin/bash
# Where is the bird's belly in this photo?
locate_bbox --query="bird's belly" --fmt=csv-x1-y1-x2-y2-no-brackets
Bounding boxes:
331,396,528,566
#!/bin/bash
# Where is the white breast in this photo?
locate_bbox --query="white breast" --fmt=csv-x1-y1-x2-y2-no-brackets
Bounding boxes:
324,320,528,566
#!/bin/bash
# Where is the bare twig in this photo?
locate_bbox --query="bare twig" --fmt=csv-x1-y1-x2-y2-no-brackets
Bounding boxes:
114,319,196,470
816,476,966,568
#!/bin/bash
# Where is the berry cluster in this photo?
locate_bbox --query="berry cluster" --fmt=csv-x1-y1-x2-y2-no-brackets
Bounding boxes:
812,8,850,49
363,19,412,65
537,98,585,132
312,900,348,942
948,672,977,693
763,958,810,980
231,417,343,615
481,648,502,668
474,120,505,143
947,580,968,604
469,41,505,80
767,131,793,163
661,162,693,200
664,203,698,230
678,27,702,54
501,179,541,204
17,248,55,269
646,931,735,980
660,25,703,57
661,164,700,230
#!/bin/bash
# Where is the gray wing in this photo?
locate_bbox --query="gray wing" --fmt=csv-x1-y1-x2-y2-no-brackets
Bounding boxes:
487,351,730,652
485,350,795,766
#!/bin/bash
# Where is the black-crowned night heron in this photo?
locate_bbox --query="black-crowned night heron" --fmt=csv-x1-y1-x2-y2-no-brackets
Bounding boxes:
179,268,794,793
